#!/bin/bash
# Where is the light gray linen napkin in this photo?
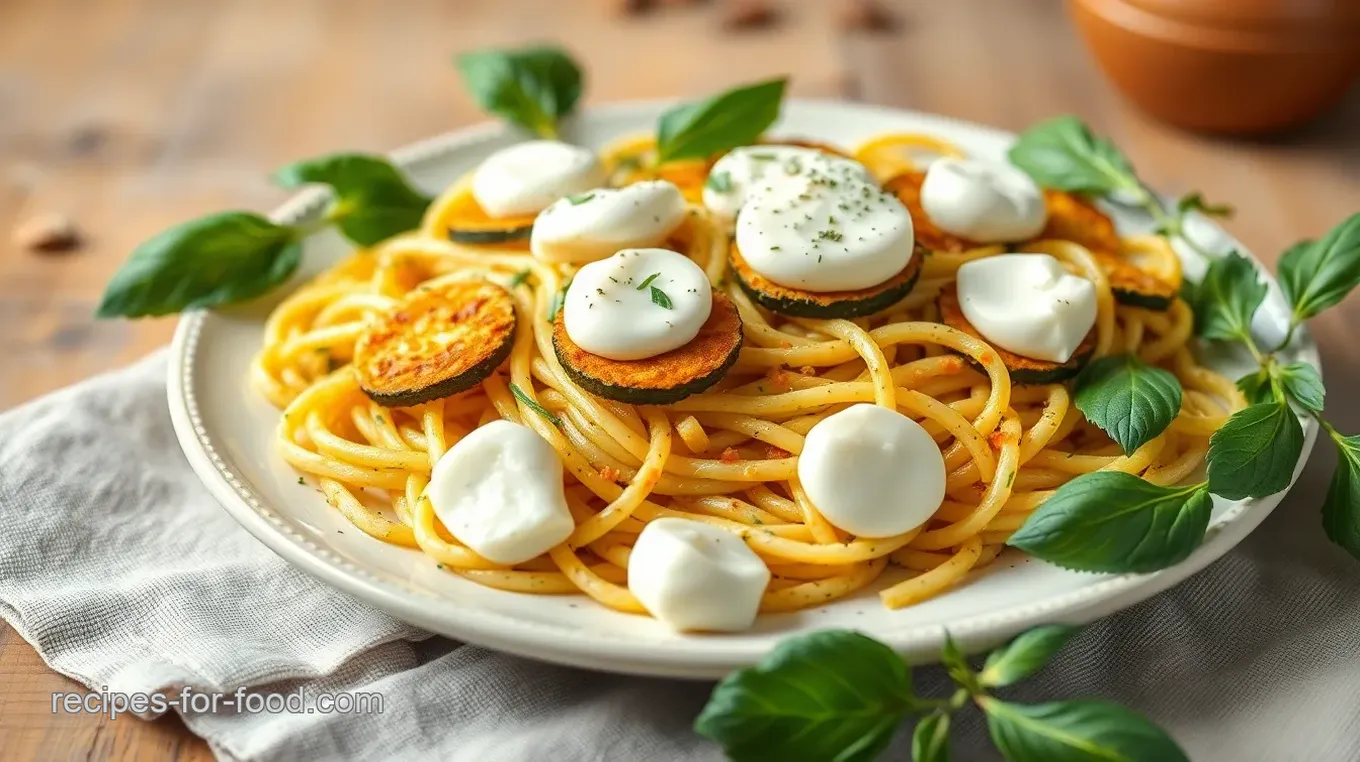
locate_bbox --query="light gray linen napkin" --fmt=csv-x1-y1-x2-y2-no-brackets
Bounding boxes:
1,351,1357,762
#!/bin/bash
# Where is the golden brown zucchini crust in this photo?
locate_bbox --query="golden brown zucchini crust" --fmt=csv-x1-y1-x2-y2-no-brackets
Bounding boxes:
552,292,743,405
729,243,925,319
355,280,517,407
936,284,1096,385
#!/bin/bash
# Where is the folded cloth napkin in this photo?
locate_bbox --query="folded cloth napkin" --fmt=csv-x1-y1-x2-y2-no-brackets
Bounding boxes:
1,352,1358,762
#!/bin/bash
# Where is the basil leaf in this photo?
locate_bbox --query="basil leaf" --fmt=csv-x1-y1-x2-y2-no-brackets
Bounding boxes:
273,154,431,247
1191,250,1267,342
982,697,1189,762
1322,433,1360,561
1278,213,1360,323
1074,355,1182,455
1006,473,1210,573
1206,401,1304,500
1279,362,1325,413
938,631,978,694
656,78,787,163
980,625,1079,688
694,629,918,762
912,711,951,762
96,212,300,318
1235,369,1277,407
1006,115,1139,195
455,45,582,138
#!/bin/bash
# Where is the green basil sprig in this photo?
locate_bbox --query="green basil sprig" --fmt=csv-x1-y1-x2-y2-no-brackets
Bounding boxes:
1008,213,1360,570
696,626,1188,762
1073,355,1182,455
1008,116,1231,259
455,45,583,139
655,77,787,163
98,153,430,318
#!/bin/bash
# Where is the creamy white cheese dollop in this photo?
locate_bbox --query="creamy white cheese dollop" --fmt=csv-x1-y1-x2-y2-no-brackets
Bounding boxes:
920,158,1047,243
956,253,1098,363
703,145,871,223
797,404,946,539
563,248,712,361
627,517,770,632
426,420,574,565
733,167,915,293
531,181,686,264
472,140,606,218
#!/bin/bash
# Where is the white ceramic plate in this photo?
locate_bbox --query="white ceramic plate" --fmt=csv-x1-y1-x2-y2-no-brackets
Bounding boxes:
167,100,1319,679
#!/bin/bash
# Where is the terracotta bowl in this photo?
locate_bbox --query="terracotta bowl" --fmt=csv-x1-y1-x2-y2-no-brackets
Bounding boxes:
1069,0,1360,135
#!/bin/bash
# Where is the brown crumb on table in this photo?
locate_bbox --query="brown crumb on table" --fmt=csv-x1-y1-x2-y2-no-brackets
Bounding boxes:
13,212,81,253
837,0,899,31
723,0,777,29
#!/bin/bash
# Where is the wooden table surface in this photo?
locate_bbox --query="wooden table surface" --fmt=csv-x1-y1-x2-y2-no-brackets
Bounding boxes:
2,0,1358,758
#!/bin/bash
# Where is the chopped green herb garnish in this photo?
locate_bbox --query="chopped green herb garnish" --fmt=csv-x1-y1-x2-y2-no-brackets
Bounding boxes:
636,272,662,291
818,229,844,242
651,285,673,309
706,171,733,193
567,192,595,205
509,269,531,288
509,382,562,427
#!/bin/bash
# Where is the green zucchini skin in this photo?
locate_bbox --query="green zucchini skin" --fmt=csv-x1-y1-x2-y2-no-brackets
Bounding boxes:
1110,287,1173,311
447,223,533,245
551,293,744,405
364,328,515,407
553,337,742,405
729,246,925,319
355,280,518,408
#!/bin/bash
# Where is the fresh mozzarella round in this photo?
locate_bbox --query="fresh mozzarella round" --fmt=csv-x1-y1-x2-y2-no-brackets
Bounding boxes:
703,145,871,223
956,253,1098,363
563,248,712,361
627,518,770,632
735,170,915,292
426,420,574,566
471,140,606,218
798,404,946,539
920,158,1048,243
531,181,686,265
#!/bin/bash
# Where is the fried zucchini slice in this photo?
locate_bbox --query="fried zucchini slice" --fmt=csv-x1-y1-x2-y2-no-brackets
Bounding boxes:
354,280,516,407
884,171,980,253
552,292,743,405
1036,190,1176,310
729,243,925,319
936,284,1095,385
443,186,537,245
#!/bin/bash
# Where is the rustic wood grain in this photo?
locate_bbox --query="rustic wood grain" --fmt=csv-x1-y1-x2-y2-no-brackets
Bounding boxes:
1,0,1357,759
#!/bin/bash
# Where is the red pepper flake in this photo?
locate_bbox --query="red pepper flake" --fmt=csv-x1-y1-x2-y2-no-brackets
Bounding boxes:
720,447,741,464
599,465,621,483
943,356,966,374
979,352,994,365
766,366,791,391
988,431,1007,449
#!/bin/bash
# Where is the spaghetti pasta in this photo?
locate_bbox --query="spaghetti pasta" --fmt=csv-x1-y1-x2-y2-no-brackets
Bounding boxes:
250,131,1241,619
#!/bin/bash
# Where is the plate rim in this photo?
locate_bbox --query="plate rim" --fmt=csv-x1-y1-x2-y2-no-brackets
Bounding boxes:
166,98,1321,678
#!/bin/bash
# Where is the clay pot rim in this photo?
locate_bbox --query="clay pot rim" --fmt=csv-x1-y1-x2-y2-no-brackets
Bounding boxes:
1071,0,1360,53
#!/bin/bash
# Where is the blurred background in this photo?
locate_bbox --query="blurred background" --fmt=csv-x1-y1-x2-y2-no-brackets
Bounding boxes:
2,0,1360,405
0,0,1358,755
